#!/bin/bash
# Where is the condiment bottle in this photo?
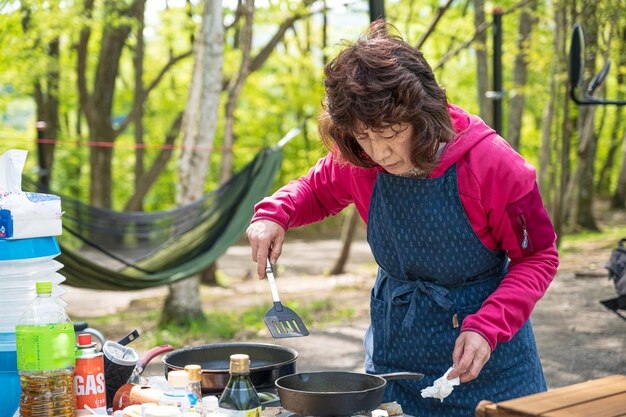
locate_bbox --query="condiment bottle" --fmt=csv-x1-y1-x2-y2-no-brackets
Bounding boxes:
160,370,192,411
185,364,202,409
217,354,261,417
201,395,219,416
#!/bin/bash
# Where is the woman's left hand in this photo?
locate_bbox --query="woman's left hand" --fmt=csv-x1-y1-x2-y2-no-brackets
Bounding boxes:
448,331,491,383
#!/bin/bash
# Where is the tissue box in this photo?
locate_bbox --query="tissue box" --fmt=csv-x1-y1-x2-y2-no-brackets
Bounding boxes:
0,192,62,239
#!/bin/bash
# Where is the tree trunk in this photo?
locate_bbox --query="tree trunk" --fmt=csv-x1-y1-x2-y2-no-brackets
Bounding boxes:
552,0,571,244
133,0,146,211
77,0,143,208
575,117,600,231
473,0,491,125
612,130,626,209
573,2,600,231
22,2,60,193
329,206,360,275
538,88,554,199
611,26,626,208
220,0,255,184
76,0,187,209
322,0,328,65
162,0,224,326
506,0,536,151
597,109,623,195
200,262,219,286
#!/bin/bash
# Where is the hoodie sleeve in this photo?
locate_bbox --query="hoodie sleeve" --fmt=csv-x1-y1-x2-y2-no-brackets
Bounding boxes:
460,137,559,351
251,154,354,229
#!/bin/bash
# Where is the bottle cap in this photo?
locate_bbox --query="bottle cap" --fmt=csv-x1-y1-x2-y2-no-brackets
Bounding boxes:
184,364,202,381
167,370,189,388
36,281,52,294
77,333,93,346
202,395,219,412
229,354,250,374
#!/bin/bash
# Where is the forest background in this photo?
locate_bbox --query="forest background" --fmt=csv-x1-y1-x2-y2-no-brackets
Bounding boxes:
1,0,626,327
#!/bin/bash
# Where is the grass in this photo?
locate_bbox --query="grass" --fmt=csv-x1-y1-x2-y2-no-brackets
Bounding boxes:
77,297,356,350
559,225,626,253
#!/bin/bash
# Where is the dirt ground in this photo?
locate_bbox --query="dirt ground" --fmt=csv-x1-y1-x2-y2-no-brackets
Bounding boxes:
65,231,626,389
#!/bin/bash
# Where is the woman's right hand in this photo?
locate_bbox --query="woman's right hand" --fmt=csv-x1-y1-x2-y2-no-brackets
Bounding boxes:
246,220,286,279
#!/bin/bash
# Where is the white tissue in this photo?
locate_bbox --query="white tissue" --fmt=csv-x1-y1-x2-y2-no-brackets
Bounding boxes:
0,149,27,193
420,367,460,402
0,149,62,239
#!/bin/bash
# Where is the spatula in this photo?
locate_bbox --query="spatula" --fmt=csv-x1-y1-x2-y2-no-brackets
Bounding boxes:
264,258,309,338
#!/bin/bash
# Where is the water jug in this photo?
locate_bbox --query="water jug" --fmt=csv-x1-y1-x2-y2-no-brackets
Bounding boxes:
0,236,65,417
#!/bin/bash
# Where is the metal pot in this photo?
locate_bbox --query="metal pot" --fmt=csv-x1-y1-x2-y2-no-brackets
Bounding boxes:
163,342,298,394
275,371,424,416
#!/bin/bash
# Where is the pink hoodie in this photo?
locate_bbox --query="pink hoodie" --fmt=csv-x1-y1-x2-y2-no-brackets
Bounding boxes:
252,104,559,351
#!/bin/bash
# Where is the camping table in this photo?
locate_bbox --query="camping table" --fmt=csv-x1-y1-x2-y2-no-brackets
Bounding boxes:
475,375,626,417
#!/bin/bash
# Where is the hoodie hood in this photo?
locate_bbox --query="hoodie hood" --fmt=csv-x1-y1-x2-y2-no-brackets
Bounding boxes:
431,104,497,177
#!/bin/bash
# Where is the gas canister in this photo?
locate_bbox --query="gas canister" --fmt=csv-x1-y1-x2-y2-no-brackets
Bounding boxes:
74,333,106,415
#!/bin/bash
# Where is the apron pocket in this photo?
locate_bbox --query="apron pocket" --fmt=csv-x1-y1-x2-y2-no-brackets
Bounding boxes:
370,288,387,365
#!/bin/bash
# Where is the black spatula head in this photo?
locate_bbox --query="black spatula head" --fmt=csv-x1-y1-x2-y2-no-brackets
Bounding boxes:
264,258,309,338
264,301,309,338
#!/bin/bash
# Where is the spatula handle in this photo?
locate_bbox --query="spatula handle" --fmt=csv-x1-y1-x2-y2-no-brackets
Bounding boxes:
266,258,282,304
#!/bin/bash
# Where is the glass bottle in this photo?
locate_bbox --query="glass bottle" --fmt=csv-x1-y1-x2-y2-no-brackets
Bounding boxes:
217,354,261,417
185,364,202,410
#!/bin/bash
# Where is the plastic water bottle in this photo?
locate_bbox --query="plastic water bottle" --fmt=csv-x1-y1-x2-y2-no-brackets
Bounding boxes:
160,370,193,411
16,280,76,417
0,236,66,417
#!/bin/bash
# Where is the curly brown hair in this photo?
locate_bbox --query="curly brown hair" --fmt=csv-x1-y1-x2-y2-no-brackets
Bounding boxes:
318,19,454,173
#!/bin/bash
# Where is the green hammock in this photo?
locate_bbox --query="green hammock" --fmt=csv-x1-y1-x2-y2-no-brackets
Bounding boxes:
42,132,293,290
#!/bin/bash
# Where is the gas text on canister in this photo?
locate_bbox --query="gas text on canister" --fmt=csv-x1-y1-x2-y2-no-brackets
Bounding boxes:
74,333,106,415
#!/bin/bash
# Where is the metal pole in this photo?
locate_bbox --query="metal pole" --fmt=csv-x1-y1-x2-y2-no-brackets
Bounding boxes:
369,0,385,22
491,8,504,135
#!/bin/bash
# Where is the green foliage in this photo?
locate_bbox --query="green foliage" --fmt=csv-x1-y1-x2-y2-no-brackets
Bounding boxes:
0,0,625,227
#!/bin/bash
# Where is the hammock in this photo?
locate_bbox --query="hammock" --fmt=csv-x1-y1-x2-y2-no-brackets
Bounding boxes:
25,126,300,291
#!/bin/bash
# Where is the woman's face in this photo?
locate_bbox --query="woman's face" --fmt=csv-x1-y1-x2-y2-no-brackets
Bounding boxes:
355,123,414,175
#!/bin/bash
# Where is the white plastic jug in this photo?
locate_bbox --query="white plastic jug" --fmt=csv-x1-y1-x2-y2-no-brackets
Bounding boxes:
0,236,65,417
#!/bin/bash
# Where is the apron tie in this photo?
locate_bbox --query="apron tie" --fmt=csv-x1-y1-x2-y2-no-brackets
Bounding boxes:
390,279,453,328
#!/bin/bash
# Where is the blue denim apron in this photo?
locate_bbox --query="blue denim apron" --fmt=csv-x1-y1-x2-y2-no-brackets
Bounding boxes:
364,165,546,417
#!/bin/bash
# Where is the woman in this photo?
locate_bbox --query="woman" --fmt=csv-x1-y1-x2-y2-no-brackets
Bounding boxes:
247,20,558,417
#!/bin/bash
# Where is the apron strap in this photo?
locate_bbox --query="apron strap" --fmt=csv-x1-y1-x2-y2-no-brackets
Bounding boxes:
390,279,453,328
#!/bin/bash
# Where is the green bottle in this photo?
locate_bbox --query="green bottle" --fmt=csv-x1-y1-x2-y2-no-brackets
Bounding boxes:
218,354,261,417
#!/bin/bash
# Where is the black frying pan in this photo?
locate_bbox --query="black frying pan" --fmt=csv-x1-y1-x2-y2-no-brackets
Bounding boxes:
163,342,297,394
275,371,424,416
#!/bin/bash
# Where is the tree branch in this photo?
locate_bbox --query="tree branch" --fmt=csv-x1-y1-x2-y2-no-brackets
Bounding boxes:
415,0,455,50
123,111,184,211
115,49,193,136
433,21,489,70
431,0,530,71
249,0,315,73
225,0,244,30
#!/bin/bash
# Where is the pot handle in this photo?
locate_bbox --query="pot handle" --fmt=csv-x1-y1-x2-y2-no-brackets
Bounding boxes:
137,345,174,370
378,372,425,381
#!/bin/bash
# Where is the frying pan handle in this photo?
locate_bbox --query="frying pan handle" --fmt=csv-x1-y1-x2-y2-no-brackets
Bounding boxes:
137,345,174,370
378,372,425,381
